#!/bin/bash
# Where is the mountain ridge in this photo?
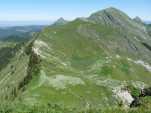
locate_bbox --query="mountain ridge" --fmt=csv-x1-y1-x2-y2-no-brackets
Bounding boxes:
0,7,151,113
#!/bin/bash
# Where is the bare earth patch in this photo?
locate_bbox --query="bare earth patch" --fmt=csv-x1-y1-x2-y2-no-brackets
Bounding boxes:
39,70,85,90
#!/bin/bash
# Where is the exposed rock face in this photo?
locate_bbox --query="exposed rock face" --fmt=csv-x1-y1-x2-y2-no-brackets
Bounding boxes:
130,97,141,108
18,47,41,91
89,7,130,27
129,87,151,108
113,87,134,107
142,42,151,51
140,87,151,97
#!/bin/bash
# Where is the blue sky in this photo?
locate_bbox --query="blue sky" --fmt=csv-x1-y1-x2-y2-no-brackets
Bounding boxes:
0,0,150,21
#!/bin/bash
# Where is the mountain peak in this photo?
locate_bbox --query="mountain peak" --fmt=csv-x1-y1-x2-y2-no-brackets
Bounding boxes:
91,7,124,16
88,7,138,29
53,17,68,26
104,7,120,11
57,17,66,22
133,16,144,25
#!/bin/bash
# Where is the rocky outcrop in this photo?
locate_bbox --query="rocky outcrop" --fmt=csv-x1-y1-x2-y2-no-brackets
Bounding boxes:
130,97,141,107
142,42,151,51
140,87,151,97
130,87,151,107
18,41,41,91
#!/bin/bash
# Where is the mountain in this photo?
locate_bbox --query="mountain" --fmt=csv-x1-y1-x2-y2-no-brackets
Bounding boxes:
0,25,45,39
0,25,44,72
133,16,144,25
52,17,68,26
0,7,151,113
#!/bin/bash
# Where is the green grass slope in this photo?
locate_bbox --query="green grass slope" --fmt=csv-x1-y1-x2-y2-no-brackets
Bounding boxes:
0,7,151,113
17,8,151,111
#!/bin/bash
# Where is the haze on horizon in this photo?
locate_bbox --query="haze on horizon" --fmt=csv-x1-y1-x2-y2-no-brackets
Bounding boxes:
0,0,150,26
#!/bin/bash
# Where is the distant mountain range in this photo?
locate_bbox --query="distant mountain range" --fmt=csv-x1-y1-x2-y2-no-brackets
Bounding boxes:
144,21,151,24
0,21,52,27
0,25,45,41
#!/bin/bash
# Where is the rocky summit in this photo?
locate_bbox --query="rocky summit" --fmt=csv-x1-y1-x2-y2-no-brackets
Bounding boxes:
0,7,151,113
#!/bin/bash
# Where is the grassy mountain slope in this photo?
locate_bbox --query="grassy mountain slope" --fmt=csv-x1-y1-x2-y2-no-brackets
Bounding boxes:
0,7,151,112
19,8,151,111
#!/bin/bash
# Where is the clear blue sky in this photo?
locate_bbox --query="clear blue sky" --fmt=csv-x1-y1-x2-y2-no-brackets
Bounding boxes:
0,0,150,21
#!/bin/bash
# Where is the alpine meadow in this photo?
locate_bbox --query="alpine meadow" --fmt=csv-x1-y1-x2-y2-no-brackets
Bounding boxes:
0,0,151,113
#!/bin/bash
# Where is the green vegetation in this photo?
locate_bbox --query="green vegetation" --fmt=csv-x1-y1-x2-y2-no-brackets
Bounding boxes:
128,85,140,97
1,102,151,113
0,7,151,112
